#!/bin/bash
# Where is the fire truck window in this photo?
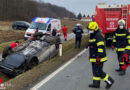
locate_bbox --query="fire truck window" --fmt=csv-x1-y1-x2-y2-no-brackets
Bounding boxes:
110,9,112,11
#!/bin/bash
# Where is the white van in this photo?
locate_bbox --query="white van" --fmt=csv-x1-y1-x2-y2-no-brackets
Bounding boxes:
24,17,61,40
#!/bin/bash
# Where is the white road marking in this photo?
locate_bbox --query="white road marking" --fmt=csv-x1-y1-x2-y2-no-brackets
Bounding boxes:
30,49,87,90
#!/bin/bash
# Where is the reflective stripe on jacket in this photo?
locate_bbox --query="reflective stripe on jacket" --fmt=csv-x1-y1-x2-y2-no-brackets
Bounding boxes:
112,28,130,52
89,30,107,63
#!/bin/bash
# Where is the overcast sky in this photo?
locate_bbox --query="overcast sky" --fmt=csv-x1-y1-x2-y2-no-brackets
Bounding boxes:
42,0,130,16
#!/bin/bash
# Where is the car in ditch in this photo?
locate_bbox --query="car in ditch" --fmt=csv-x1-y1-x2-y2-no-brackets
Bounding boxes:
0,32,61,76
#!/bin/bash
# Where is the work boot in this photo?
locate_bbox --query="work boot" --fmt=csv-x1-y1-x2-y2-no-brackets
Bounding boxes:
115,66,122,72
115,68,122,72
105,77,114,89
119,70,126,76
88,80,100,88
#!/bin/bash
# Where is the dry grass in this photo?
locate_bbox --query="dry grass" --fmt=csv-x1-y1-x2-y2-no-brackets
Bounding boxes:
4,35,89,90
0,21,13,26
0,30,25,43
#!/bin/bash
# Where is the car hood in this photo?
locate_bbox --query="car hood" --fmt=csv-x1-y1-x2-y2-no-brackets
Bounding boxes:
26,28,47,34
2,54,25,67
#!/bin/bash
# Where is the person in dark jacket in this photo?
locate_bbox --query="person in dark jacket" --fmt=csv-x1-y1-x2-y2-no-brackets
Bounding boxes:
88,21,114,89
73,23,84,48
52,27,57,36
112,19,130,75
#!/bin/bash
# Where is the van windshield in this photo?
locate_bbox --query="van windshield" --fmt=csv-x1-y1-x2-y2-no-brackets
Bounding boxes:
29,22,47,30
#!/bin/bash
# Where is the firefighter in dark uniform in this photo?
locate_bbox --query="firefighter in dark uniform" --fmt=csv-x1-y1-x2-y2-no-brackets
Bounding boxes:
73,23,84,48
88,22,114,89
112,19,130,75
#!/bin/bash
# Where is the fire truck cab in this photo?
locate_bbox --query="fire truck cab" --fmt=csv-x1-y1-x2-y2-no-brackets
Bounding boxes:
94,3,130,42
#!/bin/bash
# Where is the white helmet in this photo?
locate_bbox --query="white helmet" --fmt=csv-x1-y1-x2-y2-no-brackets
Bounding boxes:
118,19,125,25
76,23,81,26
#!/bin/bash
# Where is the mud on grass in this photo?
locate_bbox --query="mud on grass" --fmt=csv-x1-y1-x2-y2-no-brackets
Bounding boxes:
4,35,89,90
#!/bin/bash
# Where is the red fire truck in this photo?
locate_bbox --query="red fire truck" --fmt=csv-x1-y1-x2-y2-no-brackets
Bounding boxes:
94,3,130,42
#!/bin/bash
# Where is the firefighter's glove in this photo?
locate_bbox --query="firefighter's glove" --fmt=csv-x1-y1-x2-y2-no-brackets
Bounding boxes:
112,45,114,51
96,57,101,65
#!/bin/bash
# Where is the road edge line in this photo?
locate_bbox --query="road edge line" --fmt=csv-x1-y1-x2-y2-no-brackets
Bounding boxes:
30,48,87,90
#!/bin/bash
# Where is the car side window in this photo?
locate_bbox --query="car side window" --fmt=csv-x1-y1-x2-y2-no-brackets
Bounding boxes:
47,24,51,31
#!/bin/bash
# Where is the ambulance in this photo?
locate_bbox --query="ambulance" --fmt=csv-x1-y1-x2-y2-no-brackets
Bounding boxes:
24,17,61,40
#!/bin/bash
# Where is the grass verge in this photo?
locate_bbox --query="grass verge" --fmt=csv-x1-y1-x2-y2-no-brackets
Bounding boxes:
0,30,25,43
4,35,89,90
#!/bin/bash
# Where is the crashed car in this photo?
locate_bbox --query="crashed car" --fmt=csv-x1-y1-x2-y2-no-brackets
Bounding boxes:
0,32,61,76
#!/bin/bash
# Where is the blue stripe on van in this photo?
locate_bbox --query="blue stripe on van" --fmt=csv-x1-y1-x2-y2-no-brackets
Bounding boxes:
46,18,52,24
32,17,39,22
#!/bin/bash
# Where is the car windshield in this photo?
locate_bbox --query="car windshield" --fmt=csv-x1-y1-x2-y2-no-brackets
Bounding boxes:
29,22,47,30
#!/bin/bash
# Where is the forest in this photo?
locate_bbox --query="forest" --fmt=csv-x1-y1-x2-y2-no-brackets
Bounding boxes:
0,0,75,21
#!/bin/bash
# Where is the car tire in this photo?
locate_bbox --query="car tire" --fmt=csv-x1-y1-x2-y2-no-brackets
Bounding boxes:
2,46,12,58
27,57,38,69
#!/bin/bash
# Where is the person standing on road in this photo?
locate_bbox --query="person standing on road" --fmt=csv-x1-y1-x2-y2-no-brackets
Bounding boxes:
62,25,68,41
87,21,114,89
73,23,83,48
112,19,130,75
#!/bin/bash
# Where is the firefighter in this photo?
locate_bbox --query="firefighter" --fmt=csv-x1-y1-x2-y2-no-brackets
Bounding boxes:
112,19,130,73
73,23,83,48
88,21,114,89
62,25,68,41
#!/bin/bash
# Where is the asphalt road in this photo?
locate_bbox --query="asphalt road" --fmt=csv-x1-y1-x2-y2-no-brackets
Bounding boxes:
60,33,75,43
31,48,130,90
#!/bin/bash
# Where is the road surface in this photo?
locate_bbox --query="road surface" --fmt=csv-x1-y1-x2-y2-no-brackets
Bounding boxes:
31,48,130,90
